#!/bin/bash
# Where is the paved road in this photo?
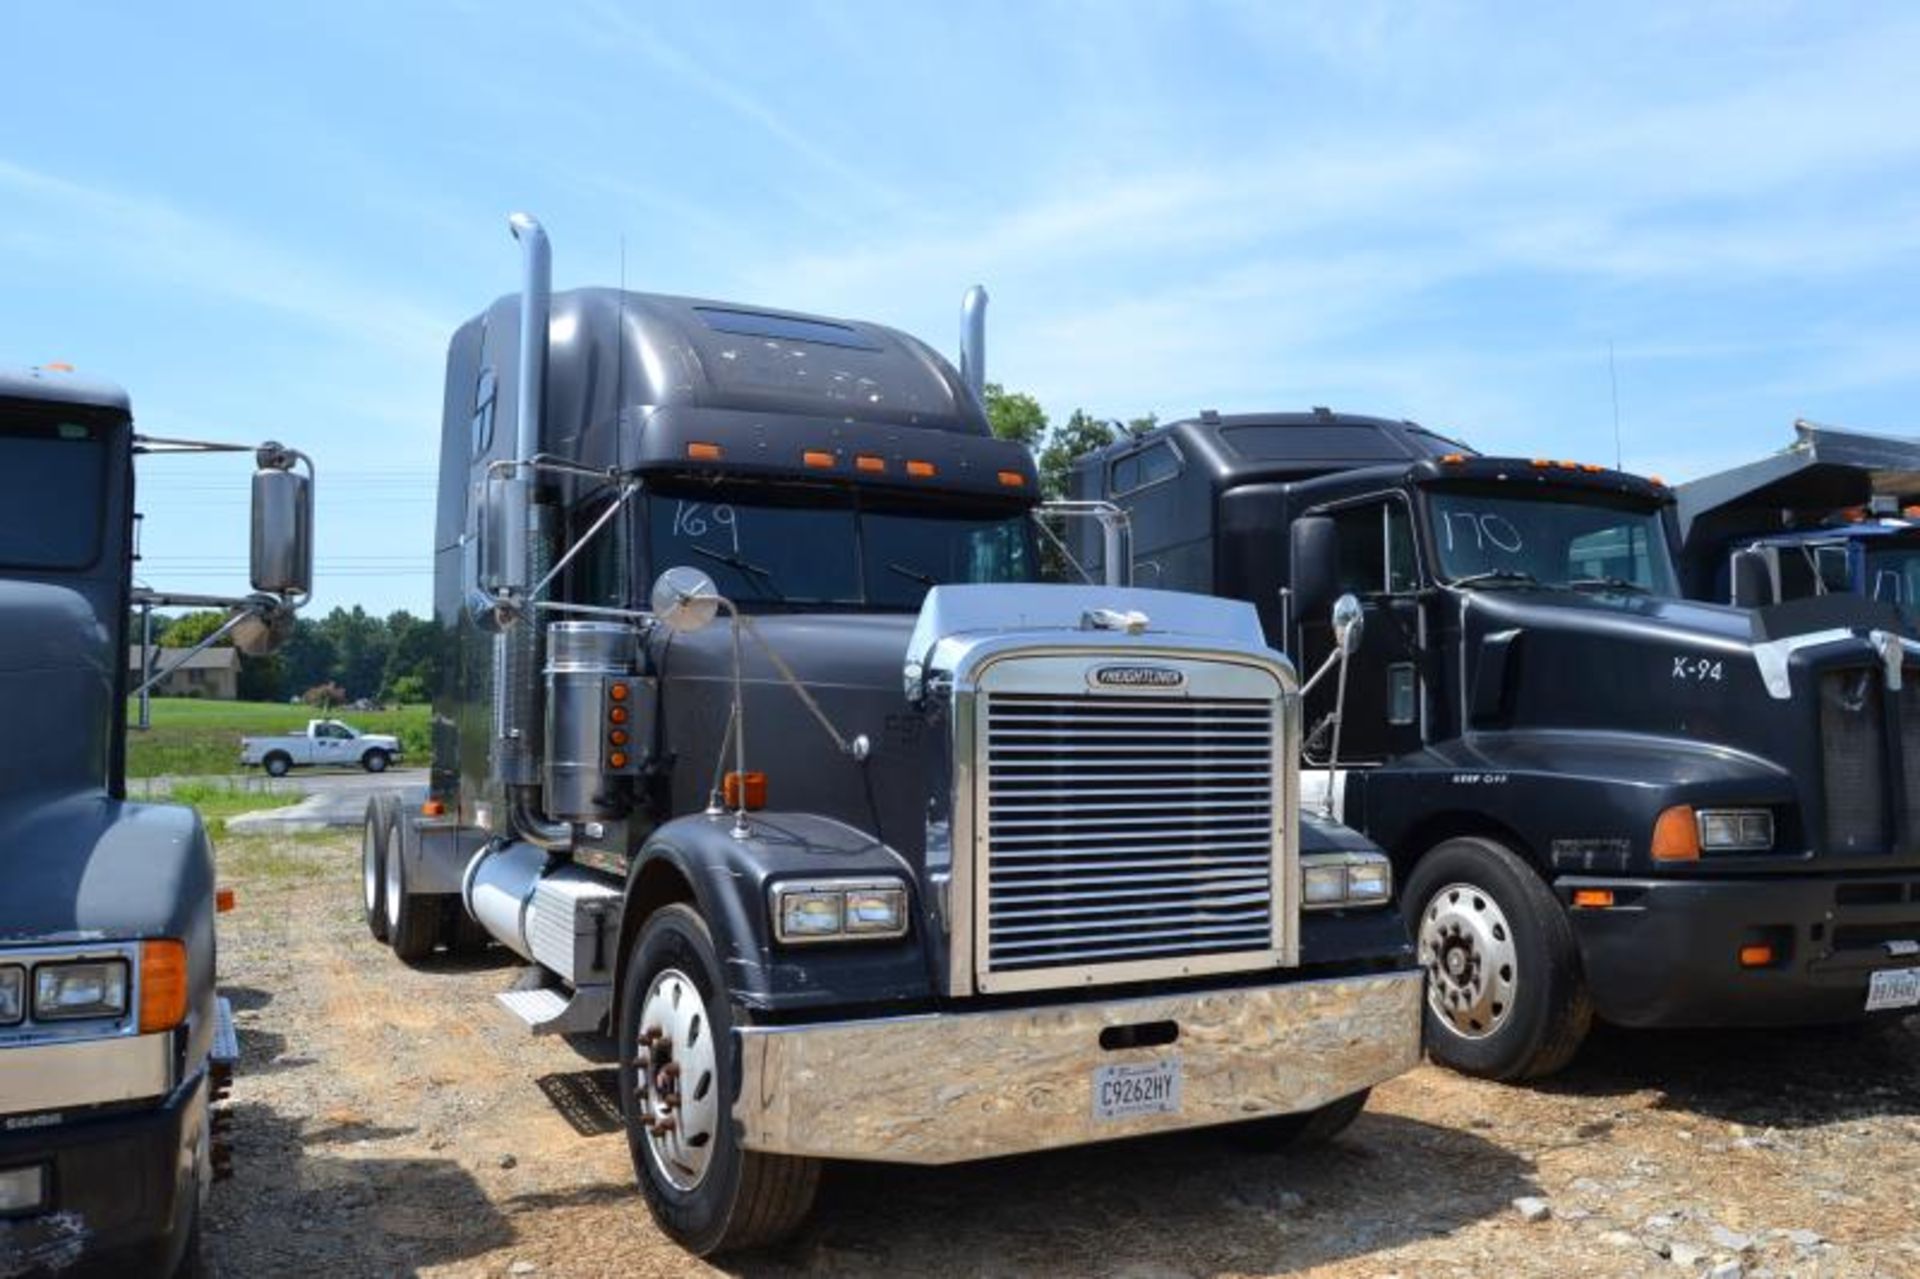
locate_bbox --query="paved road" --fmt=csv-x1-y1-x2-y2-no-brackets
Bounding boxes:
177,767,431,832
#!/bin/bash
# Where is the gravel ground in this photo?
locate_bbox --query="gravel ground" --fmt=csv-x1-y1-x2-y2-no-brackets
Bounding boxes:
206,829,1920,1278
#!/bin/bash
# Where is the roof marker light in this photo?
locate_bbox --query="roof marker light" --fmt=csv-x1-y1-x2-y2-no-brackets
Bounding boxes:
906,460,936,478
997,470,1027,488
802,450,835,469
1440,453,1466,465
1582,463,1605,473
687,442,723,461
1531,459,1551,469
855,455,886,473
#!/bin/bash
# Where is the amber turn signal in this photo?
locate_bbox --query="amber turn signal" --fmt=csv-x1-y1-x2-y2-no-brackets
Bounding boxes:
1652,805,1700,862
1571,888,1614,909
139,939,189,1033
724,770,768,810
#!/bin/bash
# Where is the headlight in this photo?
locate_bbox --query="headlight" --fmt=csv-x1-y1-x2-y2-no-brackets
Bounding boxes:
771,879,910,944
1300,851,1393,911
0,966,22,1025
1697,808,1774,852
33,960,130,1021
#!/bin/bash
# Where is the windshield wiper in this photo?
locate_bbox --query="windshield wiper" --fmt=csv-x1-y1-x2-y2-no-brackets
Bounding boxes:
1568,576,1651,595
689,544,786,601
1446,569,1540,590
886,561,940,588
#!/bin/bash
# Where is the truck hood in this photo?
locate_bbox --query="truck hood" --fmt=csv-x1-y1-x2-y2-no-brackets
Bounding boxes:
0,579,113,799
0,791,213,941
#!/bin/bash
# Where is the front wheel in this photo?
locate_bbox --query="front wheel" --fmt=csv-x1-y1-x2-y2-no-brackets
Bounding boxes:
362,748,391,774
263,752,291,778
618,905,819,1256
1404,836,1593,1081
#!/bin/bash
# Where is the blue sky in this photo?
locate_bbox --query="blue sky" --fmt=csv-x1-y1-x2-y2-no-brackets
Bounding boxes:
5,1,1919,615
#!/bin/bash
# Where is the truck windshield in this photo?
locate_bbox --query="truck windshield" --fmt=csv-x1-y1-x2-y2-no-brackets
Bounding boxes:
1866,544,1920,605
0,418,107,570
1427,489,1678,595
647,488,1035,609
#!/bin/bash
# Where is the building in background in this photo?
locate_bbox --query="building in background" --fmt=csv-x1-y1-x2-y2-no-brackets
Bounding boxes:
128,645,240,699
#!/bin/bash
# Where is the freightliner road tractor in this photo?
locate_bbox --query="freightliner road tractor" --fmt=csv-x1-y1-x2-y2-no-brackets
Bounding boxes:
0,364,312,1275
359,216,1422,1257
1073,409,1920,1080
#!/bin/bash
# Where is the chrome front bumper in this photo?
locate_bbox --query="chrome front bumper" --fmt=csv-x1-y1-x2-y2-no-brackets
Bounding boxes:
734,968,1423,1164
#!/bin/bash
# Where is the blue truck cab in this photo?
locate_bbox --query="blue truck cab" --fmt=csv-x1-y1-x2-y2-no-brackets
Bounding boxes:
0,365,310,1276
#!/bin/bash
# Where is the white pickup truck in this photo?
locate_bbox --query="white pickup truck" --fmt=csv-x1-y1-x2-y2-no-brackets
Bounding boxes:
240,718,402,776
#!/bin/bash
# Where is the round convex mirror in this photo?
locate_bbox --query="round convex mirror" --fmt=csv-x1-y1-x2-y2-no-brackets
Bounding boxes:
650,566,722,633
1331,592,1366,655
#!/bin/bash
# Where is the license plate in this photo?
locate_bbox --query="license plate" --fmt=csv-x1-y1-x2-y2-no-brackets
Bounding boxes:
1092,1058,1182,1121
1866,967,1920,1012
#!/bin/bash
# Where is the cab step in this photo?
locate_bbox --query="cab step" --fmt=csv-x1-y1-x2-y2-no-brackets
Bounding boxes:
494,984,611,1036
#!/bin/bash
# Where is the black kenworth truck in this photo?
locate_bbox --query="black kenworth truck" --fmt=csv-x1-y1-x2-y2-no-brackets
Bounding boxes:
0,365,311,1275
359,217,1420,1257
1072,409,1920,1080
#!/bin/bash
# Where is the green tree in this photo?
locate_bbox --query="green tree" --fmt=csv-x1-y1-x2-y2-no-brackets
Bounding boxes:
1038,409,1118,501
318,606,388,700
1125,413,1159,438
381,610,440,700
160,610,229,649
983,382,1048,451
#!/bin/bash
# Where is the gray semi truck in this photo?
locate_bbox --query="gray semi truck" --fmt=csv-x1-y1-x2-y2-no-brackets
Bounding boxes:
359,216,1423,1257
0,364,311,1275
1072,409,1920,1082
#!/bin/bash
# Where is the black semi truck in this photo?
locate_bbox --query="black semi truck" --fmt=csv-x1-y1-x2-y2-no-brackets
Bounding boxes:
0,365,311,1274
1073,409,1920,1080
360,217,1421,1257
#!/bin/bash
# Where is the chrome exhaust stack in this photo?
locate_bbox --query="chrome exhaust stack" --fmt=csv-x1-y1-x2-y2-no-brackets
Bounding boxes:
960,285,987,400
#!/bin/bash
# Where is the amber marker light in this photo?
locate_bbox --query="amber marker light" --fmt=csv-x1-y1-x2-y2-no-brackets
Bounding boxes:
802,450,835,469
215,888,236,914
1440,453,1466,465
855,454,886,473
997,470,1026,488
609,729,629,747
686,442,723,461
609,683,629,702
906,460,936,478
1652,805,1701,862
139,939,189,1033
1571,888,1614,909
1530,459,1551,469
724,770,769,810
421,799,445,818
1739,943,1775,968
609,752,629,769
1582,463,1605,473
609,705,629,725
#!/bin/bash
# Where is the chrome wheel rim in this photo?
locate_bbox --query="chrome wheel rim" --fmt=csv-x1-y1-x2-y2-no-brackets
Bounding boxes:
636,967,721,1192
362,817,380,917
384,827,403,932
1419,881,1518,1040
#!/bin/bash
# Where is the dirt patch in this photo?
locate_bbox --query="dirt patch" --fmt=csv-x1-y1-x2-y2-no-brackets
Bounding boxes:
206,830,1920,1277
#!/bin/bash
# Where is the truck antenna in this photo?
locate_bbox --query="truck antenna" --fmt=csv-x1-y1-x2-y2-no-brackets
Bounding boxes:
1608,340,1623,471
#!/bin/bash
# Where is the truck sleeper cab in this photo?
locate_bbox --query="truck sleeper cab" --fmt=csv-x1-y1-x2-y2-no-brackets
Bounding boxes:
1073,409,1920,1081
361,218,1421,1257
0,366,307,1276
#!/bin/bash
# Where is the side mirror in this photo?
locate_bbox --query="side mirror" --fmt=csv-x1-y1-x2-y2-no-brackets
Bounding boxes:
651,566,722,633
1729,547,1774,609
479,471,530,596
1332,592,1365,654
250,445,313,597
1291,516,1338,624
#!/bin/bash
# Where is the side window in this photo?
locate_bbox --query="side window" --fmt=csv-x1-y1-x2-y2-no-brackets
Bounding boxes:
1776,546,1816,600
471,367,497,459
1109,440,1180,496
1332,501,1415,595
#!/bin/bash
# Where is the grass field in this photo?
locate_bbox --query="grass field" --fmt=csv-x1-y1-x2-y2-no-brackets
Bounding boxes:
125,698,430,779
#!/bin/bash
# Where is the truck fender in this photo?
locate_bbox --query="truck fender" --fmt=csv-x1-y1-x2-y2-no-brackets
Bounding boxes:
617,811,933,1015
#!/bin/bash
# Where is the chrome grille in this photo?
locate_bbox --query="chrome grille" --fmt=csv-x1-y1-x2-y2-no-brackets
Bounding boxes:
981,692,1278,976
1819,668,1886,853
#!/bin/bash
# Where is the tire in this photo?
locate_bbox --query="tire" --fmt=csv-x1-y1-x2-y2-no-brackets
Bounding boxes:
444,900,492,956
1404,836,1593,1081
362,748,391,774
618,905,819,1256
362,795,396,944
171,1209,207,1279
1226,1088,1370,1153
384,808,440,964
263,752,291,778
